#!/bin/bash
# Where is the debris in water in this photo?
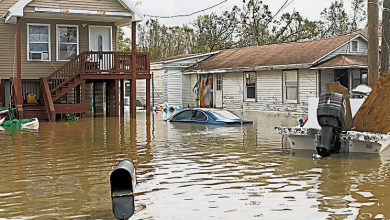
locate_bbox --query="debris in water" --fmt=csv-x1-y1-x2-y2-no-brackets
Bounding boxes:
312,154,322,160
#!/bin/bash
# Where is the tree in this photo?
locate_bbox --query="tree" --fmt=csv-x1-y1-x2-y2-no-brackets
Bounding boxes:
318,0,351,37
117,27,131,51
237,0,273,47
271,11,320,43
193,9,239,52
351,0,367,30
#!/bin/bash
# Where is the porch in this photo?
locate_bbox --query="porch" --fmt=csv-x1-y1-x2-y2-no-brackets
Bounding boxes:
0,0,151,121
7,51,151,121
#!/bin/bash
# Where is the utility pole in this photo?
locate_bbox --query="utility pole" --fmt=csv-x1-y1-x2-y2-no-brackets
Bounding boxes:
368,0,380,87
380,0,390,75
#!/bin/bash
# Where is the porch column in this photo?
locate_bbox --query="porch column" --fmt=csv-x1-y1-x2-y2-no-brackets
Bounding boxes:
130,21,137,118
146,78,151,116
16,17,23,118
81,79,86,118
0,79,4,106
115,79,120,117
120,79,125,117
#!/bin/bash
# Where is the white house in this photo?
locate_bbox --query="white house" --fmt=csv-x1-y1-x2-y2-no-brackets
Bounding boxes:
182,31,368,113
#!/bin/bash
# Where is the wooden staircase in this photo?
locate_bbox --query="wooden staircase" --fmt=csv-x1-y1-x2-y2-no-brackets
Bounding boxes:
35,51,150,121
40,53,86,121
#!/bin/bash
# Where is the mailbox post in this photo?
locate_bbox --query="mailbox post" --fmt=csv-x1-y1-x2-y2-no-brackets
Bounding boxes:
110,160,137,219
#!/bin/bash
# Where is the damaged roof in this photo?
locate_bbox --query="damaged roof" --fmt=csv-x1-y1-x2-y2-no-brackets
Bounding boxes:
186,32,365,72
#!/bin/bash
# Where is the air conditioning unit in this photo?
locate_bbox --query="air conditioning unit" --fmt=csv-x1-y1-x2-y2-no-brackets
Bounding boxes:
30,52,43,61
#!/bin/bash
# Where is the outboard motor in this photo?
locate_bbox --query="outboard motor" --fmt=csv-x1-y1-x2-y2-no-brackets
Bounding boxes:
316,92,346,157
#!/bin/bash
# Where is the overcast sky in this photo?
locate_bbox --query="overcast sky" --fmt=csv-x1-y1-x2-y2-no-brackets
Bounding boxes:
132,0,354,26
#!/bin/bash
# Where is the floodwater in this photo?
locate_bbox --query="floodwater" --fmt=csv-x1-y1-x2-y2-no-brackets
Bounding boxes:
1,112,390,220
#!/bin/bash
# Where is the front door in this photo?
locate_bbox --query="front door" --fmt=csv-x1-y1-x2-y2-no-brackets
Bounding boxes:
89,26,112,52
199,74,213,108
214,73,223,108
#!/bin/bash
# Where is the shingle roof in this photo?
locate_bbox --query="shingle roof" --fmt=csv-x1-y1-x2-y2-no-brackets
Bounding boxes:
187,32,363,72
312,55,368,69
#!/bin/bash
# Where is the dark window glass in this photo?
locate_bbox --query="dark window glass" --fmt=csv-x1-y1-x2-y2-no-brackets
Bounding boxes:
351,41,358,52
247,87,256,99
172,110,194,121
245,72,256,100
191,111,207,121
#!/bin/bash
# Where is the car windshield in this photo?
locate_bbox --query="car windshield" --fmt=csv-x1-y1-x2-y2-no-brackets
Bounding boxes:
209,110,241,120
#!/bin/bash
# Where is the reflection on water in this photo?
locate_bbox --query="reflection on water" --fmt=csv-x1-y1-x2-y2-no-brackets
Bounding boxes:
0,112,390,219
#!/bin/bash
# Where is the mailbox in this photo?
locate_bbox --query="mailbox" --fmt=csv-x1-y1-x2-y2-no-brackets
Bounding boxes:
110,160,137,220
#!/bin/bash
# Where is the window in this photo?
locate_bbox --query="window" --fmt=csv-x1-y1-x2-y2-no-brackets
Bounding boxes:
171,110,194,121
191,111,207,121
283,70,298,102
360,69,368,85
216,74,222,91
57,25,79,61
351,40,359,52
244,72,256,100
27,24,50,61
352,69,368,88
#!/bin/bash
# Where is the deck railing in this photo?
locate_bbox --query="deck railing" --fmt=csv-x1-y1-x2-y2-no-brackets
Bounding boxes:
46,51,150,92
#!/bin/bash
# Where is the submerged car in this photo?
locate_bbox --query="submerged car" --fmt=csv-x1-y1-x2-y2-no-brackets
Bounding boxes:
168,108,253,125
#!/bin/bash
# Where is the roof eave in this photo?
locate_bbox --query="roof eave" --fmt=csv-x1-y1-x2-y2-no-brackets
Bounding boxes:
311,65,368,70
154,51,220,65
3,0,33,24
118,0,144,21
185,63,312,74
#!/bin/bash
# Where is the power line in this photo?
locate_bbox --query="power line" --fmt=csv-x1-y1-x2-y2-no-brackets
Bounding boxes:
270,0,297,21
144,0,229,19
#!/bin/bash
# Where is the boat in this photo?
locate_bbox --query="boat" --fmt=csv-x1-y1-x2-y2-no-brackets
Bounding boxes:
276,89,390,156
21,118,40,131
0,109,8,125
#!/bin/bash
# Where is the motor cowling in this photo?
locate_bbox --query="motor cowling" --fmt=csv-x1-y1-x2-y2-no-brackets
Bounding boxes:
316,92,346,157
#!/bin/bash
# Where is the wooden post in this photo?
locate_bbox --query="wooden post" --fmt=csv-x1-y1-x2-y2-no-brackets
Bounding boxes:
120,79,125,117
81,80,86,118
16,17,23,118
115,79,120,117
130,21,137,118
381,0,390,75
368,0,380,87
0,79,4,106
146,78,151,116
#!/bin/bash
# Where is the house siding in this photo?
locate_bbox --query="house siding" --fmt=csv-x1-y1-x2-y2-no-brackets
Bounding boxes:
0,0,18,15
24,0,129,13
136,67,165,105
320,69,334,93
319,37,368,63
298,69,318,106
219,69,318,113
182,74,197,108
166,69,182,107
0,18,116,80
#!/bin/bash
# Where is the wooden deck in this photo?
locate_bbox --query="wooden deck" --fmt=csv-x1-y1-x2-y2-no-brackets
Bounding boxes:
13,51,151,121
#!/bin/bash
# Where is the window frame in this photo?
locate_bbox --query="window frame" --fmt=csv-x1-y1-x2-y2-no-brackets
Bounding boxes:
27,23,51,62
350,40,359,53
243,71,257,102
360,69,368,85
283,69,299,104
56,24,79,61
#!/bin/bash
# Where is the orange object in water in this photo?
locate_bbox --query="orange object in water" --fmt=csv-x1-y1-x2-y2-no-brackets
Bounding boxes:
27,94,37,104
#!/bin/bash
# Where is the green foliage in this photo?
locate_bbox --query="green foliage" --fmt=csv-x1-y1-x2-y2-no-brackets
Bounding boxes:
64,114,80,122
120,0,367,61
